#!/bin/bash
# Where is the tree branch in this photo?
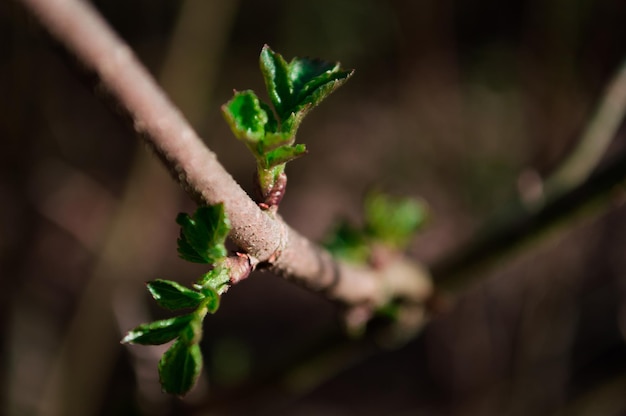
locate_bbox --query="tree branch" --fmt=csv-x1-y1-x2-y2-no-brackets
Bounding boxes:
432,148,626,290
542,58,626,202
18,0,431,311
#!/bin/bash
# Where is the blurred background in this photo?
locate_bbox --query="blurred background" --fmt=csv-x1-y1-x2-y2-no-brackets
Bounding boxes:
3,0,626,415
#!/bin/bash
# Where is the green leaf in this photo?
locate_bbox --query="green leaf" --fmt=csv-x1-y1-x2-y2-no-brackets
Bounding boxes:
364,192,428,248
221,91,295,164
202,286,221,313
259,101,279,133
294,70,353,116
176,237,206,264
260,45,354,127
260,45,292,119
324,221,370,264
290,58,353,115
222,46,354,207
158,338,203,395
176,204,230,264
263,144,307,168
257,131,294,154
121,314,194,345
221,90,268,145
197,264,231,296
179,315,204,345
147,279,204,310
376,301,401,320
289,58,338,94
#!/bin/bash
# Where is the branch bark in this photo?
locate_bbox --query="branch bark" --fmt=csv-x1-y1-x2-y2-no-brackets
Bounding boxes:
18,0,431,311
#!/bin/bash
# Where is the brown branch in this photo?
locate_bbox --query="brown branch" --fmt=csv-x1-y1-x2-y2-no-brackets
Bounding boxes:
431,145,626,290
542,58,626,202
17,0,431,312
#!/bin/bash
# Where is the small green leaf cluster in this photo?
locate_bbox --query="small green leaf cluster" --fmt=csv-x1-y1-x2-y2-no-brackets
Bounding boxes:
222,45,353,208
364,192,428,249
325,191,428,264
122,204,231,395
123,47,353,396
326,192,429,332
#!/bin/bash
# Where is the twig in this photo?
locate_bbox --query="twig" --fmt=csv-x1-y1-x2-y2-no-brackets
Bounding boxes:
432,142,626,291
542,59,626,202
17,0,431,310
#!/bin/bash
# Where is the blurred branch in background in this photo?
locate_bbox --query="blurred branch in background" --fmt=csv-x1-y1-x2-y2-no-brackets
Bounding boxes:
38,153,180,416
159,0,238,130
432,55,626,293
552,373,626,416
432,143,626,292
542,58,626,203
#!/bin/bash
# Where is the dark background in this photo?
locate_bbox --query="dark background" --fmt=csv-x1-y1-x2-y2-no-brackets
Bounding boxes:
2,0,626,415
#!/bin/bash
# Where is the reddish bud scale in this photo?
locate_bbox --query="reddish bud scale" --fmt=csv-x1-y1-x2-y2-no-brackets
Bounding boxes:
255,171,287,210
227,253,254,285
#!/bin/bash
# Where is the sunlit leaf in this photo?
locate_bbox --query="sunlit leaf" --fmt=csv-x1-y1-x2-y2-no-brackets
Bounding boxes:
158,339,203,395
260,45,354,129
324,221,370,264
257,131,294,154
294,70,353,116
221,90,268,144
176,204,230,264
289,57,338,93
202,286,220,313
290,58,353,117
221,46,354,207
147,279,204,310
263,144,307,168
197,265,231,296
259,45,292,119
121,314,193,345
364,192,428,248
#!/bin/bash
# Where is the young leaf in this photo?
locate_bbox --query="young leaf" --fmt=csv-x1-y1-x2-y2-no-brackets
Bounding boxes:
176,204,230,264
260,45,292,118
197,264,231,296
179,314,205,345
221,92,294,166
289,58,338,94
176,237,207,264
263,144,307,168
294,70,353,116
121,314,194,345
221,90,268,145
201,286,221,314
259,101,279,133
364,192,428,248
376,301,401,320
257,131,294,154
147,279,204,310
324,221,370,264
290,58,353,116
259,45,354,128
221,47,354,209
158,338,203,395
